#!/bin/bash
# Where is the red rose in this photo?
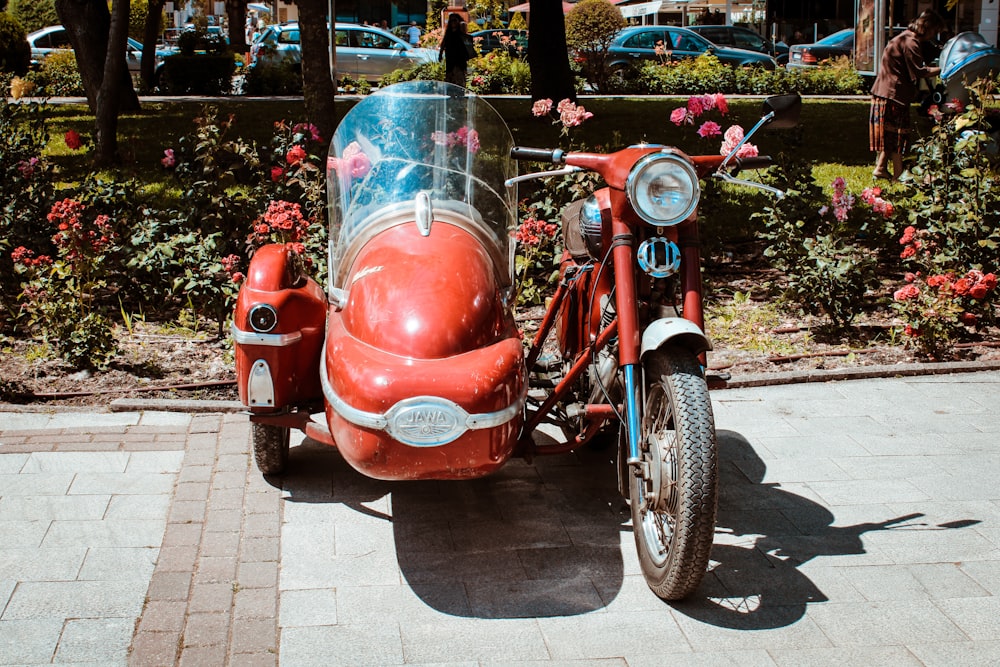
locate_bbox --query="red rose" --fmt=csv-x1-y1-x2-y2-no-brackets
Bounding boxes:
286,145,307,165
960,312,978,325
270,166,284,182
893,284,920,301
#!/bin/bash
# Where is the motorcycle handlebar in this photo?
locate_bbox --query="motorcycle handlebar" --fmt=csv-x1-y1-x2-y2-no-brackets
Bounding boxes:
511,146,566,163
729,156,772,174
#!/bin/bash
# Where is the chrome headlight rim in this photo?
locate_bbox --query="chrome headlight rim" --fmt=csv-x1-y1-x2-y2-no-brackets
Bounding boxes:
248,303,278,333
625,151,700,227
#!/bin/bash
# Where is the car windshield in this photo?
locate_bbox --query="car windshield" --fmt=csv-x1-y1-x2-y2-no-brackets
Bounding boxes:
326,80,516,290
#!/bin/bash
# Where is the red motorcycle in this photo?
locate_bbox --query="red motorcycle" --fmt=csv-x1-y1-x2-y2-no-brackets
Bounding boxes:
232,80,800,600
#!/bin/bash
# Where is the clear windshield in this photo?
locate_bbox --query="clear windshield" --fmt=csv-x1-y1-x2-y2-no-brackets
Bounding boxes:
326,80,516,291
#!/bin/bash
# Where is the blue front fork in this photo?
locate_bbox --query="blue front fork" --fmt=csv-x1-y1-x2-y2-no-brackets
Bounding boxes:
623,363,641,465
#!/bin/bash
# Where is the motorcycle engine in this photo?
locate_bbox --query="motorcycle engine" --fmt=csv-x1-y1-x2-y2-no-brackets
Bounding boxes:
562,195,606,260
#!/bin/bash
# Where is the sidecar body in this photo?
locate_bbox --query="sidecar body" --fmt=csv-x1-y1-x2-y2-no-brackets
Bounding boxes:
232,81,526,480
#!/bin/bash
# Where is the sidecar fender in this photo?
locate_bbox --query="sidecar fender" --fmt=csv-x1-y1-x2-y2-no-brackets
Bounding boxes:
640,318,712,358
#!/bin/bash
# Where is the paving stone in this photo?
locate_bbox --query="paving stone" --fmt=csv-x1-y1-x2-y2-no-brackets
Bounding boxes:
55,617,134,664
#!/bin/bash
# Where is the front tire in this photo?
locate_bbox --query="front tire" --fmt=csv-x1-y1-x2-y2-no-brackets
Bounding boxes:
252,422,290,475
629,348,718,600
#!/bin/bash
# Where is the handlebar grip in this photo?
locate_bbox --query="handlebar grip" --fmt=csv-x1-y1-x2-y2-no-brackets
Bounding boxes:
732,155,772,173
510,146,565,163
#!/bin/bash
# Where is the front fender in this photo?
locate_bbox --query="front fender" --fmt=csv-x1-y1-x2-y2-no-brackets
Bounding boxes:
640,317,712,358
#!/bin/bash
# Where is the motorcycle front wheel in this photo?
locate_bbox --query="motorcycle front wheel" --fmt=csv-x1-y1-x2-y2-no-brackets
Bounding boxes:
629,347,718,600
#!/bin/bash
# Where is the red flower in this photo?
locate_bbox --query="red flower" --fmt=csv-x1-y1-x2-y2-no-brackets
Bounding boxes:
893,284,920,301
231,272,245,284
286,145,307,165
64,130,82,150
960,312,978,326
953,278,972,296
270,166,285,182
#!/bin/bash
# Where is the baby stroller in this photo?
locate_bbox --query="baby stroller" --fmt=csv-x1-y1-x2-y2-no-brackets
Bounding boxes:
926,32,1000,154
938,32,1000,107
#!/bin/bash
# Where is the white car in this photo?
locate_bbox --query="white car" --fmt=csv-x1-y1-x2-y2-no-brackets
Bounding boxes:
252,22,437,82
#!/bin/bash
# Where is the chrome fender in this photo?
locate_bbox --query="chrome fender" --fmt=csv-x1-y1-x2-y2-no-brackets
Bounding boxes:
640,317,713,358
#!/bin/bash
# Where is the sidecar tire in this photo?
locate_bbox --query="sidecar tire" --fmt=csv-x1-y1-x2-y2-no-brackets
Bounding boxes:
629,348,718,600
252,423,290,475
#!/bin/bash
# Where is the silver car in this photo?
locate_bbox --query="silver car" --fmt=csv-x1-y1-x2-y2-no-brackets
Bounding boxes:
252,22,437,82
27,25,170,74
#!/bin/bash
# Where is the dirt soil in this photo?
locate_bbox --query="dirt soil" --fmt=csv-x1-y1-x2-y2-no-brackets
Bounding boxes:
2,280,998,409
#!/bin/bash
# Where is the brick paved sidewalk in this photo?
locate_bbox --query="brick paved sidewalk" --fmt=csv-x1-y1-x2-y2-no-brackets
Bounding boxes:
0,411,280,666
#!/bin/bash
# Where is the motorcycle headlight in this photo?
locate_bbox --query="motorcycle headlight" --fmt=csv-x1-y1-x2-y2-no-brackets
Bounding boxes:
248,304,278,333
625,152,700,226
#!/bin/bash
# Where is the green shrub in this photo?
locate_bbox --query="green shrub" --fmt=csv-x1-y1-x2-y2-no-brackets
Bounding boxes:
635,53,866,96
888,79,1000,357
243,59,302,95
159,53,236,95
379,60,444,87
0,96,54,325
0,12,30,75
565,0,626,93
25,49,83,96
755,161,884,329
7,0,57,35
468,49,531,95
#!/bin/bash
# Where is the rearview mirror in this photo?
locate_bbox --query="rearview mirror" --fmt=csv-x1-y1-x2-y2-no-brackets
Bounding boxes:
762,93,801,129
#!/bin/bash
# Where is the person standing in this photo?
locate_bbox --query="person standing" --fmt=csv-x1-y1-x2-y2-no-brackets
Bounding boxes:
439,13,471,87
869,10,945,180
407,21,421,46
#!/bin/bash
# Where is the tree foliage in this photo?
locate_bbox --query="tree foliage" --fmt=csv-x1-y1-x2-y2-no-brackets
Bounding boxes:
0,11,30,75
8,0,58,33
565,0,626,93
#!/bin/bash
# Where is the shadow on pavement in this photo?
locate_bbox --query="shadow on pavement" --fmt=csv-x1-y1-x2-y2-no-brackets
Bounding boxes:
275,437,627,619
672,429,981,629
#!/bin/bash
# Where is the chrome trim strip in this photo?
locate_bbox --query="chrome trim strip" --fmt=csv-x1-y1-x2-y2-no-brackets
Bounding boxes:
231,323,303,347
320,356,525,445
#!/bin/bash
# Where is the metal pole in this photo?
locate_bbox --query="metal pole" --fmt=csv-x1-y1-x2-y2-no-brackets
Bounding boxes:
329,0,337,84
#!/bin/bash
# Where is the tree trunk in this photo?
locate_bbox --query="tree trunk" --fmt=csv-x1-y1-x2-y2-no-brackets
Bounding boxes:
225,0,248,59
54,0,140,114
141,0,166,88
296,0,337,144
528,0,575,103
93,0,130,166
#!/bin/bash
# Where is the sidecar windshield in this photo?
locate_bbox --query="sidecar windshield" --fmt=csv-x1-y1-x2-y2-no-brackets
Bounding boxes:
326,80,516,290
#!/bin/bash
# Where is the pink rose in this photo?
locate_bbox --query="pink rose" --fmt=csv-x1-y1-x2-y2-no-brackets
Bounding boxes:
669,107,688,126
532,98,553,117
697,121,721,138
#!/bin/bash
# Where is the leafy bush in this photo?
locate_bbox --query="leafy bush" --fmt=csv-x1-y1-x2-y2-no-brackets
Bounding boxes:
6,0,57,35
25,49,84,96
0,97,54,322
468,48,531,95
634,53,866,96
159,53,236,95
565,0,626,93
756,162,885,329
379,60,444,87
11,196,123,369
0,11,30,75
888,79,1000,357
243,59,302,95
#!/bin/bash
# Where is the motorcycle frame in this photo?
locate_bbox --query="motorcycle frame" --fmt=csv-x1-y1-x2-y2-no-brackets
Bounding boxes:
518,149,724,460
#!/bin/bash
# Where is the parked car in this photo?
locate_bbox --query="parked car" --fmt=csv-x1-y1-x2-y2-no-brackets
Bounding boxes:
251,22,438,82
786,28,854,69
606,26,778,72
687,24,789,64
470,28,527,56
27,25,170,74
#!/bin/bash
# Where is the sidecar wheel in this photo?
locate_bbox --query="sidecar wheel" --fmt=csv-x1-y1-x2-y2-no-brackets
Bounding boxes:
629,348,718,600
252,423,290,475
